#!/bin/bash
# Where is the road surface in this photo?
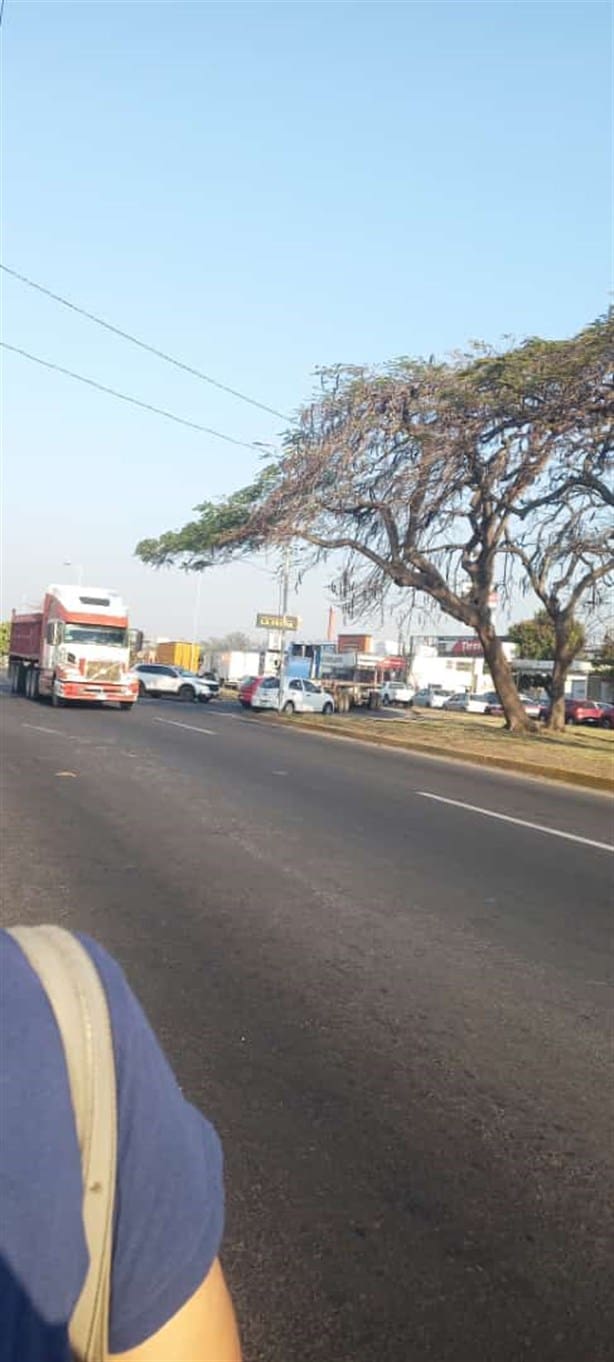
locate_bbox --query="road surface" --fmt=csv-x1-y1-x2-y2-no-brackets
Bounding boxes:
1,691,612,1362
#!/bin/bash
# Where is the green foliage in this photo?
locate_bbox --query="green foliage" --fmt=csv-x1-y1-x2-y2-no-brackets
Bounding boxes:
593,631,614,680
508,612,585,661
135,466,278,570
0,620,10,657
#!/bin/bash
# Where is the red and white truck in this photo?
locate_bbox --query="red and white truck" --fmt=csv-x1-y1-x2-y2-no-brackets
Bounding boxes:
8,583,139,710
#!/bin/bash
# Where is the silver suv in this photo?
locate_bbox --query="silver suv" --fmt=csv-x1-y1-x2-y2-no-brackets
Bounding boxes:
133,664,213,703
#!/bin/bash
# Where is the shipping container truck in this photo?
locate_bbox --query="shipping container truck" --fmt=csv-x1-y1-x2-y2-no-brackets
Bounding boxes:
213,650,261,687
155,640,201,672
8,584,139,709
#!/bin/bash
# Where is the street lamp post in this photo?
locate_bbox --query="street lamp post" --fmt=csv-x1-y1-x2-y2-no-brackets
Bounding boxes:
63,561,84,586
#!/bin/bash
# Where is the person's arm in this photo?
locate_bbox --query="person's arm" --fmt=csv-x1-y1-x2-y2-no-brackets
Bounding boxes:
109,1258,241,1362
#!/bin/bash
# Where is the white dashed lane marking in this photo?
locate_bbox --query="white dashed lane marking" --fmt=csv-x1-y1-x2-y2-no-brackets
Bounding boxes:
417,792,613,854
154,717,217,736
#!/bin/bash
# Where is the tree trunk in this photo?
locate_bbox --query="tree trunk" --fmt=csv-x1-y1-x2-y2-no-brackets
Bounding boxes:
477,625,533,732
547,618,575,733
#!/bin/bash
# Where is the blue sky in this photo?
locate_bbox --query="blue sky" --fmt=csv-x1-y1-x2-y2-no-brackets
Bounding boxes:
2,0,611,640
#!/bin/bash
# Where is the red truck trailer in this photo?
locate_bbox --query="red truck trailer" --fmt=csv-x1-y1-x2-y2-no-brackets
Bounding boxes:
8,583,139,709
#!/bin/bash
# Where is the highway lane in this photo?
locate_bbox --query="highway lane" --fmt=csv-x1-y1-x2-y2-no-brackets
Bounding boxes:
1,691,613,1362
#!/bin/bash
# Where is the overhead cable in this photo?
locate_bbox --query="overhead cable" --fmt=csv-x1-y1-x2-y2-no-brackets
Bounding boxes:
1,342,262,449
0,264,288,421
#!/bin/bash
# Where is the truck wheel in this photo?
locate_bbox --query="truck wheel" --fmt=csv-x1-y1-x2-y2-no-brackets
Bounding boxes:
52,689,65,708
26,669,39,700
179,684,196,702
283,700,295,714
322,701,333,715
119,701,134,711
138,681,147,697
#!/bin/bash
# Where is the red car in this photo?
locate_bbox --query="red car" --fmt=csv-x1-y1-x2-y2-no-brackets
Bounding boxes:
238,675,262,708
539,697,604,726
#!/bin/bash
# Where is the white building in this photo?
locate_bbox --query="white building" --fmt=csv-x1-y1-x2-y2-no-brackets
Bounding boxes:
407,635,592,698
406,635,510,694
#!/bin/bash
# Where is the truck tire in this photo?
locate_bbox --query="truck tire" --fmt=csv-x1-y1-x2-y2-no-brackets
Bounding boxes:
119,701,134,711
26,668,39,700
52,690,65,708
178,684,196,702
138,681,148,697
322,701,333,716
11,662,25,695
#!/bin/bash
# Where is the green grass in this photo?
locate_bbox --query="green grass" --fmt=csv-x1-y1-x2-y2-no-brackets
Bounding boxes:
286,707,614,789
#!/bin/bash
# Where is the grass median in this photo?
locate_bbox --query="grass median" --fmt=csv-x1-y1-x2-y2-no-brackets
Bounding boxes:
277,707,614,792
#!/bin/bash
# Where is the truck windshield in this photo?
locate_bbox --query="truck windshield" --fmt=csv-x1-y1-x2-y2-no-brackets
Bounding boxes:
63,624,128,647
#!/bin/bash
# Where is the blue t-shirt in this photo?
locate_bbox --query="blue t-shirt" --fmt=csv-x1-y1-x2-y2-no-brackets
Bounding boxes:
0,931,225,1360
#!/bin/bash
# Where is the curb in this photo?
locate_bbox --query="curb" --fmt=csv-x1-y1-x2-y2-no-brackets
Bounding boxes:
275,715,614,794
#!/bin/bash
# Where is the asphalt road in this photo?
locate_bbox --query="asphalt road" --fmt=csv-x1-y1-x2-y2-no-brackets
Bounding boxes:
1,691,613,1362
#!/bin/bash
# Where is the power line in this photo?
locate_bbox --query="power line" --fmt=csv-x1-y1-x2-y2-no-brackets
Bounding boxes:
1,342,261,449
0,264,288,421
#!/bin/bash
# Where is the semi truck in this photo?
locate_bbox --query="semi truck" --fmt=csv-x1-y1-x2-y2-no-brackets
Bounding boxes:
8,583,139,710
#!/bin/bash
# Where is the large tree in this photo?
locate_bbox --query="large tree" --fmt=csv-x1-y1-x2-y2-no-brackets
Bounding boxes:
137,314,612,734
505,327,613,729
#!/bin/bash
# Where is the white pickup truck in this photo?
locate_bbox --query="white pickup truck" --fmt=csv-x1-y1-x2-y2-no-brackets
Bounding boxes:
380,680,414,707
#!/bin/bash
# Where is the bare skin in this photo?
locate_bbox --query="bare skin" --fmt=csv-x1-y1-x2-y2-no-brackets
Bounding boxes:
109,1258,242,1362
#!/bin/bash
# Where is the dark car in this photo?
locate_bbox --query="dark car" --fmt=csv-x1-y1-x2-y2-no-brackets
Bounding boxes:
539,697,604,726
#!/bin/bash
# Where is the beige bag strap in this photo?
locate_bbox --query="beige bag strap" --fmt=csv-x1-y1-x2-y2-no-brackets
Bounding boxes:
8,925,117,1362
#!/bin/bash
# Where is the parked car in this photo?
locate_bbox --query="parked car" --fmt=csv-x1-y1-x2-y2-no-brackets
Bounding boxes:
516,692,543,719
539,697,604,726
480,691,542,719
412,687,455,709
380,680,414,707
198,669,220,697
249,675,335,715
442,691,493,713
133,663,213,702
238,675,263,708
595,702,614,730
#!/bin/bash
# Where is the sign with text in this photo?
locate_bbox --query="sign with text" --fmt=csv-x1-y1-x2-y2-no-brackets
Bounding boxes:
437,635,483,657
256,612,299,632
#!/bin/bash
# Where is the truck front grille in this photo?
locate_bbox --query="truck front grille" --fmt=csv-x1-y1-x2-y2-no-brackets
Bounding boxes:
85,661,122,682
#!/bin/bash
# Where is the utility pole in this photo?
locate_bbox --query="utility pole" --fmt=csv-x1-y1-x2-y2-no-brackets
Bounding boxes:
277,543,291,713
